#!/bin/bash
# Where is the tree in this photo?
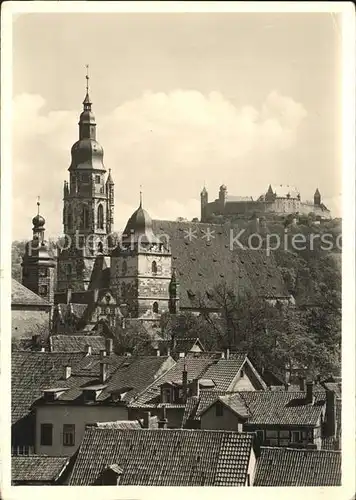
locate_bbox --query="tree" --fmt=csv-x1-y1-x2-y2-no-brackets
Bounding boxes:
111,321,153,355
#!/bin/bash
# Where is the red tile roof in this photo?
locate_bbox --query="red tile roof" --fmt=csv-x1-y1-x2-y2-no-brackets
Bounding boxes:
254,447,341,486
69,428,254,486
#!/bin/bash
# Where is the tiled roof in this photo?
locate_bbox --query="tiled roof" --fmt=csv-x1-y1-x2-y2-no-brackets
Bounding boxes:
50,335,106,353
11,351,85,425
11,455,69,483
91,416,159,430
69,428,254,486
157,337,204,354
183,390,240,426
11,279,50,307
217,394,250,418
38,356,174,405
202,356,246,391
254,447,341,486
130,357,217,407
238,391,325,426
152,220,289,305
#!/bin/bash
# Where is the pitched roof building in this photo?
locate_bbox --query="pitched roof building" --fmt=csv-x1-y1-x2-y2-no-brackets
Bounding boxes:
253,447,341,486
12,279,52,339
11,455,71,485
69,428,256,486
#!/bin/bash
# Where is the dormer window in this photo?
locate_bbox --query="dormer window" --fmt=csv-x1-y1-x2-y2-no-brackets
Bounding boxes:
161,388,171,403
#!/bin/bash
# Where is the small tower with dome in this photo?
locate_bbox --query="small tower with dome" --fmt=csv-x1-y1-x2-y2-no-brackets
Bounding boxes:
22,198,56,304
111,192,172,324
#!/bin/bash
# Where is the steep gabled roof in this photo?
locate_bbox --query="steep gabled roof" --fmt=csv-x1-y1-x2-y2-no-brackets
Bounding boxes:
69,428,254,486
11,351,86,425
151,220,289,306
11,279,50,307
11,455,70,484
254,447,341,486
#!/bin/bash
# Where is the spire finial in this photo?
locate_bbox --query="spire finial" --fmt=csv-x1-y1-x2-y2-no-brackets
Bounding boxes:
139,185,143,207
85,64,89,93
37,196,40,215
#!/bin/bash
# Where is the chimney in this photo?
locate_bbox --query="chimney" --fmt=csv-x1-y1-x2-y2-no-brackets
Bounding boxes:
93,288,99,303
86,344,92,356
191,378,200,398
100,362,108,383
226,348,230,360
182,363,188,401
158,405,168,429
66,289,72,304
220,351,225,359
156,349,160,357
284,383,289,391
105,338,113,355
299,377,306,392
306,381,314,404
167,347,171,357
172,335,177,351
63,365,71,380
40,347,45,352
100,349,107,360
32,334,41,349
325,389,336,437
143,411,151,429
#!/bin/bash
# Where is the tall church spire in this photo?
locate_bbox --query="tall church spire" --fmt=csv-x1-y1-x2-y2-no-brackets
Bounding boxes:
78,64,96,141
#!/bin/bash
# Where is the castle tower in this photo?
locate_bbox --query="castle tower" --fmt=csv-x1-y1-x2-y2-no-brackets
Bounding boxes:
22,199,56,305
265,184,275,202
200,186,208,222
111,194,172,323
314,188,321,206
219,184,227,212
57,67,114,291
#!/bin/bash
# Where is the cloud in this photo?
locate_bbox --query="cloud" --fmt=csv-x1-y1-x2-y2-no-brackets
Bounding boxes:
12,89,308,240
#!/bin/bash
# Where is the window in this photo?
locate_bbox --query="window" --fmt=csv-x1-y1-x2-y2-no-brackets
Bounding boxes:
162,388,171,403
82,173,89,183
215,402,224,417
265,429,278,446
82,205,90,230
255,430,265,443
97,204,104,229
153,301,159,313
240,369,244,378
40,423,53,446
279,430,290,446
291,431,303,444
63,424,75,447
122,260,127,275
95,175,101,184
38,285,48,296
67,208,73,230
98,241,103,253
152,261,157,275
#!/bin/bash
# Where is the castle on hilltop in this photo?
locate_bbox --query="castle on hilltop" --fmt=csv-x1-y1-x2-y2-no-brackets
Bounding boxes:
200,184,331,223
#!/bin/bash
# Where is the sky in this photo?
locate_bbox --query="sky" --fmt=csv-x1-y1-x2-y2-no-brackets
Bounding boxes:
12,11,342,240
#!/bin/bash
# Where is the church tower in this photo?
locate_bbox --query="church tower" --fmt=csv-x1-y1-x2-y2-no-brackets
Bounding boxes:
111,194,172,324
57,68,115,291
22,199,55,304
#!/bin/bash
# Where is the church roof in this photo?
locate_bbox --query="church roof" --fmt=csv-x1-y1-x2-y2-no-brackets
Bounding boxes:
11,279,50,307
151,220,289,308
118,203,161,245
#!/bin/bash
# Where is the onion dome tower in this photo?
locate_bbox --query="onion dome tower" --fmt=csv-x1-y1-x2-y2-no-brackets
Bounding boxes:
22,198,56,304
58,66,115,292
